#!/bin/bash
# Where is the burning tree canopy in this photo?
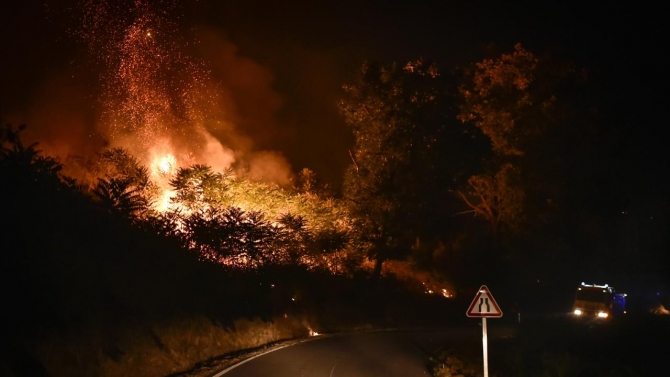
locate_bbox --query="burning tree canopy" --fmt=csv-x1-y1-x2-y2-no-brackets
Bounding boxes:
75,144,357,271
3,123,359,272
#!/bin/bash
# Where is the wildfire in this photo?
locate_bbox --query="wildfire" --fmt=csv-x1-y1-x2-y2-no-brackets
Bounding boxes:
152,153,176,176
76,0,241,214
148,151,179,212
72,1,354,273
78,0,228,170
155,189,176,212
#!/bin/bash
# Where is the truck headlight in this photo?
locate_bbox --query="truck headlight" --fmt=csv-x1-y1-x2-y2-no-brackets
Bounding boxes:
597,311,608,318
574,309,583,316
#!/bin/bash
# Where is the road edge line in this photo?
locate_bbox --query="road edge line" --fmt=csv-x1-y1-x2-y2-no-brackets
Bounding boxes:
211,336,327,376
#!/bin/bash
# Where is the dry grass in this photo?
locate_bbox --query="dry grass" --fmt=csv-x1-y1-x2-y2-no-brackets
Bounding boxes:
33,315,310,377
430,347,481,377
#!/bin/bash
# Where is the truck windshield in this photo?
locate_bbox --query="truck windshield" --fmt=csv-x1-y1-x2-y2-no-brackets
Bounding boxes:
575,289,608,303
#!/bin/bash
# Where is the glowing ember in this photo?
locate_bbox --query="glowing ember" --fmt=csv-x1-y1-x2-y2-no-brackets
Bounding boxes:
77,0,228,172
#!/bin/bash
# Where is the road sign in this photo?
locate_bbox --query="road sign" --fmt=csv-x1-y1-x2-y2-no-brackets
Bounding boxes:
466,285,503,377
466,285,503,318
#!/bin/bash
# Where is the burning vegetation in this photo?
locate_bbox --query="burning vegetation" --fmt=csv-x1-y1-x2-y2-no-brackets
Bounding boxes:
45,0,368,272
72,145,356,272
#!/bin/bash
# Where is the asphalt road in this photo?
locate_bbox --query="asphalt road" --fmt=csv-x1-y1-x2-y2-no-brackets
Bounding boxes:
216,328,482,377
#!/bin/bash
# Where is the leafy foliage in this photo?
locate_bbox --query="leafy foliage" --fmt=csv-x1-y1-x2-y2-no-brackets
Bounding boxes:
339,57,488,277
170,164,225,211
340,60,452,274
93,176,149,219
97,148,156,196
456,44,564,245
458,43,554,157
38,141,355,273
454,43,629,288
457,163,525,241
180,207,278,268
1,124,65,189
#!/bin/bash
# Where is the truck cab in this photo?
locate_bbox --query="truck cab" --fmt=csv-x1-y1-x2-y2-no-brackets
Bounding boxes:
572,282,626,320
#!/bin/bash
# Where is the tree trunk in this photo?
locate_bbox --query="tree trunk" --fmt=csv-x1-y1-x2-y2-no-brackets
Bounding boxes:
372,257,385,278
490,218,500,251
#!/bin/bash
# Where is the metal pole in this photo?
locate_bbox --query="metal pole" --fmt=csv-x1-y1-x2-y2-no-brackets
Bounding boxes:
482,317,489,377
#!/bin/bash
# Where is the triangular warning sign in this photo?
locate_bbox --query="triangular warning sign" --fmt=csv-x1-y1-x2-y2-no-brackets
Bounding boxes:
466,285,503,317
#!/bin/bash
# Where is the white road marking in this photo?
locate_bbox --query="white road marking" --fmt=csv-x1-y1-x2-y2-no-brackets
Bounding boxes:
212,336,327,376
329,362,338,377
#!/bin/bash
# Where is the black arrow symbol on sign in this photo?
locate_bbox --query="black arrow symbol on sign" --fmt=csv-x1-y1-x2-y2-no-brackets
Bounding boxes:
479,297,490,312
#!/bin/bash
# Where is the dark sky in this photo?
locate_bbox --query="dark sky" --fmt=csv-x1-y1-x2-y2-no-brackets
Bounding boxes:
1,0,668,192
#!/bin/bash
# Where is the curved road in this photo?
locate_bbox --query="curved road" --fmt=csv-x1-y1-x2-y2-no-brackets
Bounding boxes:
216,328,482,377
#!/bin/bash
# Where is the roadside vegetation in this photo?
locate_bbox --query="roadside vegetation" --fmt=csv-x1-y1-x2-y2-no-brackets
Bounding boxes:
430,313,670,377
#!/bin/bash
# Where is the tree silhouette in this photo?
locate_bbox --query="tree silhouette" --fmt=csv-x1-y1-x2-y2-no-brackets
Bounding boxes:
458,44,553,157
170,164,225,211
456,44,560,245
93,176,149,219
276,213,311,265
1,124,64,188
339,59,465,276
457,163,525,244
88,148,159,212
180,207,281,268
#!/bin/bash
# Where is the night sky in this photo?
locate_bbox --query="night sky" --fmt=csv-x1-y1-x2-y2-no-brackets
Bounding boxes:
1,0,668,194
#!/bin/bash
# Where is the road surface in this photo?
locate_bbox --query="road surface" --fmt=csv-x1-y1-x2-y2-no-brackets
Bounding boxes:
216,328,482,377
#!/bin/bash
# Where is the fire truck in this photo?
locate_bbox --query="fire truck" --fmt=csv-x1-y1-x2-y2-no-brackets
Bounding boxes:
572,282,626,319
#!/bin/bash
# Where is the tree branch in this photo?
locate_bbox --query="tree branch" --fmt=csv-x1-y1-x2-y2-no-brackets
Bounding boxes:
474,186,495,221
349,150,359,172
456,190,487,218
454,209,478,216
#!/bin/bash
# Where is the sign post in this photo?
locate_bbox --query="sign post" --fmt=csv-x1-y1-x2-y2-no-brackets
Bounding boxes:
466,285,502,377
